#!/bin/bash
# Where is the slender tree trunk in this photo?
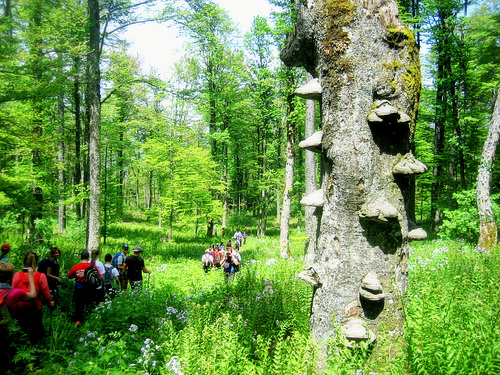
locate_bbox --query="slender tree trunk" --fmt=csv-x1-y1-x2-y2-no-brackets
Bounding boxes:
117,130,124,218
58,94,66,233
86,0,101,253
430,42,447,232
103,142,108,245
477,88,500,252
280,74,296,259
276,189,280,221
27,0,43,242
73,60,83,221
304,72,318,265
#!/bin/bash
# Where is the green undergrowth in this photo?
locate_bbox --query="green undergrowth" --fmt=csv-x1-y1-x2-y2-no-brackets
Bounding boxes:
3,220,500,374
405,240,500,374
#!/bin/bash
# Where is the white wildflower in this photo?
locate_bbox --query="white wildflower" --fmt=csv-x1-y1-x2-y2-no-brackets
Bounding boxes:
128,324,138,332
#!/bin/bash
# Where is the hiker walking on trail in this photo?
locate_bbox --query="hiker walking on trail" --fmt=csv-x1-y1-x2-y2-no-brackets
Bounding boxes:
113,244,129,290
67,250,101,324
232,248,242,272
0,261,36,365
104,254,119,297
0,262,37,321
12,253,54,344
201,249,213,273
124,247,151,291
91,250,106,305
38,247,62,299
222,247,239,280
212,246,223,269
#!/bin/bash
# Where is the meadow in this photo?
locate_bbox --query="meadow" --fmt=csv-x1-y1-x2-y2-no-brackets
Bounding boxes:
2,220,500,374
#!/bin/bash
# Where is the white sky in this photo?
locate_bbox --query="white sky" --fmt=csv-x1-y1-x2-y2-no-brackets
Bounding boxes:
123,0,275,79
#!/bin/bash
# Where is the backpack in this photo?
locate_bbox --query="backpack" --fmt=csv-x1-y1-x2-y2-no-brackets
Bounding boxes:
84,263,102,290
112,253,124,268
213,252,221,264
104,265,114,287
38,258,54,274
0,289,13,322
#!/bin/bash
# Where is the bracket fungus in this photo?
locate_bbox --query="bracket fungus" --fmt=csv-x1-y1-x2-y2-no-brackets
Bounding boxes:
300,189,325,207
359,196,399,222
294,78,322,100
298,131,323,153
393,152,428,175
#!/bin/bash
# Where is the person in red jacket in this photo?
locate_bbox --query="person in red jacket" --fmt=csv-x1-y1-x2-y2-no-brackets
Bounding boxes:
0,261,36,367
12,252,54,344
0,262,36,320
67,250,100,324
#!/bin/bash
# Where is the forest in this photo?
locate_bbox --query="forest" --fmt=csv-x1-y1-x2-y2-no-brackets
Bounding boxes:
1,0,499,374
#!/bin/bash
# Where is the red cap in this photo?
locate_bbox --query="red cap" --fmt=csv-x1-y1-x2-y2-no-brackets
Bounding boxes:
1,244,11,252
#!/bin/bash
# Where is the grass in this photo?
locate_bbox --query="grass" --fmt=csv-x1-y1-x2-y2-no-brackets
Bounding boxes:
3,220,500,374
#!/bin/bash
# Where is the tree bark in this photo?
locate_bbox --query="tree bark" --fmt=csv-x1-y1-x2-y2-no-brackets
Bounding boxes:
73,59,83,221
27,0,43,242
86,0,101,253
304,71,318,266
280,68,296,259
281,0,422,363
58,94,66,234
476,87,500,252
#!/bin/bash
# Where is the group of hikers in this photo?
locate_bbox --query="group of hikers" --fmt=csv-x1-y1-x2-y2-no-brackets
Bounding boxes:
202,230,248,278
0,242,152,349
0,230,249,351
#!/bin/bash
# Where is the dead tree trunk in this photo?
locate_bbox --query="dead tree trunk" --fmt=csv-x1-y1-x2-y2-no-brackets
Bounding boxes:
281,0,425,362
476,87,500,252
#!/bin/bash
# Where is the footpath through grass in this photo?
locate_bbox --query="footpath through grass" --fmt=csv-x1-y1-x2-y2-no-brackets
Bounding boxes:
3,222,500,374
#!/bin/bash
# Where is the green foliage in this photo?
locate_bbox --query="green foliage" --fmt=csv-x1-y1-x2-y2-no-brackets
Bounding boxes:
3,220,500,374
405,240,500,374
439,189,500,242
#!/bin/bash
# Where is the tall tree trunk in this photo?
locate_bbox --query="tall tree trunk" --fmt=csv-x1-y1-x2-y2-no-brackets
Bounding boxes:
73,58,83,220
103,143,108,245
280,71,296,260
58,94,66,233
304,72,319,265
430,38,448,232
117,130,124,219
27,0,43,242
281,0,421,363
477,88,500,252
86,0,101,253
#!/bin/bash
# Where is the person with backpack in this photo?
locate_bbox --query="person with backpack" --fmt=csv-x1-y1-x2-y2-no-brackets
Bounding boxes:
124,247,151,291
67,250,101,325
103,254,119,298
91,250,106,305
232,247,242,272
201,249,213,273
112,244,129,291
212,246,223,269
12,252,54,344
0,244,11,262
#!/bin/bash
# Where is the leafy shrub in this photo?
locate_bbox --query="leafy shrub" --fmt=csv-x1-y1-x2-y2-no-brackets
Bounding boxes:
439,189,500,242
